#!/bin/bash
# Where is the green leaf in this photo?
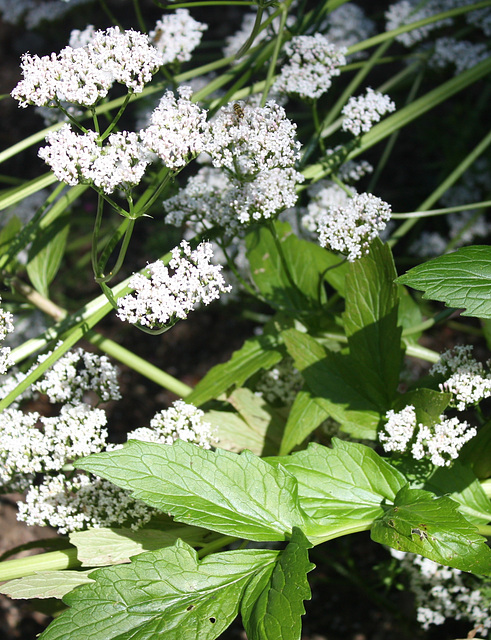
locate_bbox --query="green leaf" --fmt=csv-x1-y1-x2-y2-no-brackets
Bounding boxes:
241,528,314,640
205,410,267,455
343,238,403,407
77,440,306,541
282,328,381,438
185,328,283,407
392,388,451,426
371,485,491,575
27,215,70,297
227,387,284,455
246,221,348,311
0,570,95,600
279,390,330,456
397,246,491,319
397,285,424,344
268,439,406,521
424,461,491,525
0,215,22,259
39,541,279,640
70,523,216,567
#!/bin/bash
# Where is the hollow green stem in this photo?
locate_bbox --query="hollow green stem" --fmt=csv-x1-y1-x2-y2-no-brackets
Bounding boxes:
391,200,491,219
91,193,105,277
96,218,135,284
197,536,238,559
401,308,457,337
99,92,133,142
0,548,80,582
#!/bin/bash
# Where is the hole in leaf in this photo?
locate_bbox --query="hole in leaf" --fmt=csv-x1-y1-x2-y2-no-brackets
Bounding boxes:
209,617,216,624
186,605,194,611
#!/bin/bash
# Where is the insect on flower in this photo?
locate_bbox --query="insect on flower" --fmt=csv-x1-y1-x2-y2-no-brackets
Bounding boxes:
233,102,245,120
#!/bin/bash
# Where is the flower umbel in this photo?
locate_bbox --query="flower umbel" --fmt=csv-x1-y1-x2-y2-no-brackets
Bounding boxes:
317,192,392,261
341,87,396,136
116,241,231,329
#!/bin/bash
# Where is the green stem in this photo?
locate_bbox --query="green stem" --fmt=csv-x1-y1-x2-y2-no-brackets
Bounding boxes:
307,519,373,546
91,193,105,278
401,308,457,337
197,536,238,559
477,524,491,537
99,93,133,142
0,548,80,582
96,218,135,284
87,331,193,397
132,0,147,32
391,200,491,219
132,166,172,217
260,2,288,106
267,220,303,299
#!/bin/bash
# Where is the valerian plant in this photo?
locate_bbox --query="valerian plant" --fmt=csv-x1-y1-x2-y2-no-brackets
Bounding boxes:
1,0,491,638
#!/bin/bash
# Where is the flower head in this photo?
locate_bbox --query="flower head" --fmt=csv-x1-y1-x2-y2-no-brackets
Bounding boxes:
116,241,231,329
316,192,392,261
140,86,208,169
274,34,347,100
149,9,207,64
342,88,396,136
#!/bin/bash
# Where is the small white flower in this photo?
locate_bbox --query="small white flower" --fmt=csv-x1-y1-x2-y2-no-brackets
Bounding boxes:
317,192,392,261
429,37,489,75
117,240,231,329
274,34,347,100
127,400,217,449
430,345,491,410
0,299,15,375
140,86,209,169
342,88,396,136
149,9,207,64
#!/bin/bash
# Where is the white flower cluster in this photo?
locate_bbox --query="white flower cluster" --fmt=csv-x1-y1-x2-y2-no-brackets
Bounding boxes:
127,400,217,449
0,299,15,375
12,26,164,108
164,100,304,229
430,345,491,411
342,88,396,136
390,549,491,632
429,37,489,75
316,192,392,261
38,86,207,193
33,347,121,403
140,86,208,169
39,126,151,194
301,180,355,235
466,6,491,38
69,24,97,49
379,404,477,467
149,9,207,64
117,240,231,329
0,403,108,492
254,357,303,406
206,100,300,180
274,34,347,100
385,0,458,47
17,473,155,534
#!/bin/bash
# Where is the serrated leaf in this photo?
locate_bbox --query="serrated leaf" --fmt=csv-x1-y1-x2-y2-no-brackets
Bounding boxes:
241,528,314,640
0,570,95,600
423,461,491,525
268,439,406,521
70,525,216,567
282,328,380,438
77,440,305,541
343,238,403,407
279,390,330,455
39,541,279,640
26,215,70,297
397,246,491,319
205,410,267,454
186,329,283,407
371,485,491,575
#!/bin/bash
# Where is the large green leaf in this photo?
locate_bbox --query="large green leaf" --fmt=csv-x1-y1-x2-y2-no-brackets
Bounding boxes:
343,238,403,408
39,542,280,640
282,328,381,438
26,214,70,297
392,388,451,426
185,329,283,407
77,440,306,541
268,439,406,521
460,419,491,480
424,461,491,526
397,246,491,319
241,528,314,640
371,485,491,575
279,390,330,456
246,221,348,311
